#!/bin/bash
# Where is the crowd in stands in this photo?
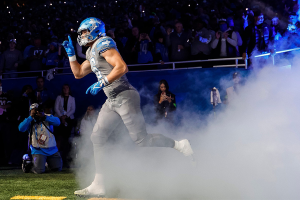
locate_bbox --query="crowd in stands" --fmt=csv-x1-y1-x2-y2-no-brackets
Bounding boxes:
1,0,300,77
1,0,300,168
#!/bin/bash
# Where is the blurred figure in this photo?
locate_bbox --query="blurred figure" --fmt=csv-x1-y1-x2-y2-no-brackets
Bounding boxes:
0,39,23,78
43,42,59,70
154,32,169,65
224,72,242,104
18,85,34,122
137,31,154,64
54,84,76,167
125,26,140,64
154,80,176,123
241,11,272,59
191,19,213,60
28,36,46,71
284,12,300,48
33,76,54,107
0,79,12,166
166,22,191,61
227,17,243,56
80,105,97,135
211,18,238,58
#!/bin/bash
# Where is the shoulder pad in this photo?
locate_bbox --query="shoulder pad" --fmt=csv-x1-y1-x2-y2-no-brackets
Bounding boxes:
96,37,117,54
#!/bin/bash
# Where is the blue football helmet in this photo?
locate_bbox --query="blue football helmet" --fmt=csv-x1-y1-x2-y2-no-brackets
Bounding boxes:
77,17,106,46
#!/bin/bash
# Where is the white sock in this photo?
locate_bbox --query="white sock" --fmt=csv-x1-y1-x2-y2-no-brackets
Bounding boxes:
87,174,105,194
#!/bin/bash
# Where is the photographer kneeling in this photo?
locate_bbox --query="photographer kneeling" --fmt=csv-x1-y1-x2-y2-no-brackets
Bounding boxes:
19,103,62,174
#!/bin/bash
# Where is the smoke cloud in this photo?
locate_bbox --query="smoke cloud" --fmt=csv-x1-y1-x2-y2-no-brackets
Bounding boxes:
73,56,300,200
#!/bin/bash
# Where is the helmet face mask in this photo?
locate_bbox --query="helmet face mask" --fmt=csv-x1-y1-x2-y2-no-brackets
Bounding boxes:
77,17,106,46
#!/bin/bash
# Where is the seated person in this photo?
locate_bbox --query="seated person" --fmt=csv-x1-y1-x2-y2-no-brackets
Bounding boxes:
19,103,61,174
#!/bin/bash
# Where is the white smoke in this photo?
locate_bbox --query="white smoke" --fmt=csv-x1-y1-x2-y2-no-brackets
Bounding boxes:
73,56,300,199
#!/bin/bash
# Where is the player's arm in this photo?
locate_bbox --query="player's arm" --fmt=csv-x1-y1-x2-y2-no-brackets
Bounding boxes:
102,48,128,83
69,59,92,79
63,36,92,79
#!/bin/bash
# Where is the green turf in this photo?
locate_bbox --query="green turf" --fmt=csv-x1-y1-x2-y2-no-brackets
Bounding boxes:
0,169,86,200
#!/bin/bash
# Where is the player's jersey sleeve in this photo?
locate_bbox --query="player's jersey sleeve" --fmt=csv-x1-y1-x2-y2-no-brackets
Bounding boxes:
96,37,117,54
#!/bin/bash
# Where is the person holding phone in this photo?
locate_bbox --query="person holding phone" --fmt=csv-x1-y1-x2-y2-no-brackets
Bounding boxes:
154,79,176,122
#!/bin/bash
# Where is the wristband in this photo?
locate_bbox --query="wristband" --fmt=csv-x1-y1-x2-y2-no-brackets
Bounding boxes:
103,76,110,85
69,55,76,62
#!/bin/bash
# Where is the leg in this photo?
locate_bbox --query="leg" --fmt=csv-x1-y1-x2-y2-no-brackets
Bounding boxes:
115,90,175,148
46,151,62,172
32,154,47,174
91,102,123,173
116,90,194,156
75,102,123,197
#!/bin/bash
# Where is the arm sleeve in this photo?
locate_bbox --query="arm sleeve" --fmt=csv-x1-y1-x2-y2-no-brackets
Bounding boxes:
227,31,238,47
66,97,76,117
45,115,61,126
96,37,118,55
76,43,86,59
19,116,34,132
211,39,219,49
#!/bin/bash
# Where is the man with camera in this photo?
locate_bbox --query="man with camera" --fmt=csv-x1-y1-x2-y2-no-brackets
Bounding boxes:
18,103,62,174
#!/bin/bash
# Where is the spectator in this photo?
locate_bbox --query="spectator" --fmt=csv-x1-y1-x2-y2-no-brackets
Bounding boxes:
77,105,97,167
241,11,272,59
191,19,214,60
114,28,129,60
166,21,191,61
33,76,54,107
80,105,97,135
284,12,300,48
27,37,46,71
23,37,34,60
227,17,243,56
125,26,140,64
18,103,62,174
54,84,76,167
154,80,176,123
0,39,23,78
0,79,12,165
154,32,169,64
137,31,154,64
211,18,238,58
43,43,59,70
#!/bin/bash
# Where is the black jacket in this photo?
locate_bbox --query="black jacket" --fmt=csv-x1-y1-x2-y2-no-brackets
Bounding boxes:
154,92,176,119
241,23,272,56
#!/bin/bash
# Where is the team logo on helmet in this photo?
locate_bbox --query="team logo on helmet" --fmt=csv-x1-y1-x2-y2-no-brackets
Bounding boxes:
77,17,106,46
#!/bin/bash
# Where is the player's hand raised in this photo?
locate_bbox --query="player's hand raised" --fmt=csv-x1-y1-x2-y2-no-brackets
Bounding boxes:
62,35,75,57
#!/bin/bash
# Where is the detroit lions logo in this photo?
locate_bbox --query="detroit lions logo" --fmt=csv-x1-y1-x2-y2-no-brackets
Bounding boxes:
89,18,102,32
